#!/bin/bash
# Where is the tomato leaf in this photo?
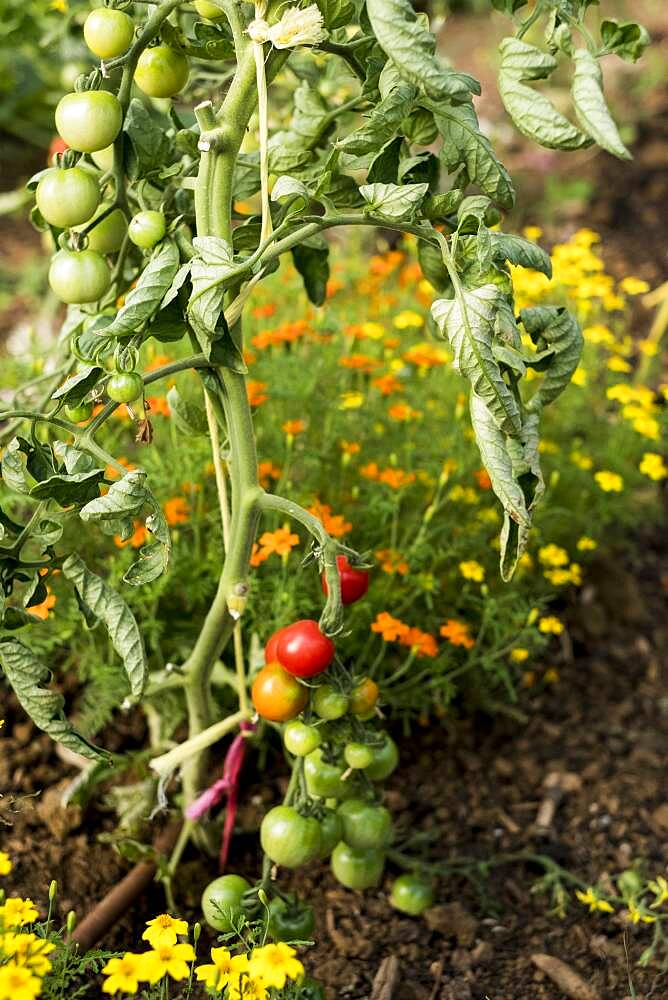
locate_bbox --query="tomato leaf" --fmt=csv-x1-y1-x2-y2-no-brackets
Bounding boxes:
431,102,515,209
166,386,209,436
520,306,583,407
80,469,149,522
360,181,428,220
292,237,330,307
571,49,631,160
490,232,552,278
51,365,102,405
124,99,171,180
600,18,650,63
105,240,181,338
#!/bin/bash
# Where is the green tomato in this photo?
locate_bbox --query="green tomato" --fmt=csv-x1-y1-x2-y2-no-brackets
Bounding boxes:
193,0,225,18
107,372,144,404
312,685,348,720
60,62,89,92
84,207,128,254
344,742,374,770
267,897,315,942
84,8,134,59
36,167,100,229
337,799,392,850
64,401,93,423
390,874,435,916
365,736,399,782
261,806,321,869
134,45,189,98
55,91,123,154
91,145,115,172
331,842,385,890
128,210,166,249
201,874,250,931
304,748,349,799
283,720,322,757
48,249,110,304
317,808,343,859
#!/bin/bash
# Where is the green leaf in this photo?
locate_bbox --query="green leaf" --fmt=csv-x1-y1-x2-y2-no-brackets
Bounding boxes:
498,38,590,151
490,232,552,277
417,238,451,293
124,99,170,180
366,137,403,184
166,387,208,436
51,366,102,406
431,102,515,209
285,81,331,148
339,84,416,155
432,284,522,436
80,470,149,523
314,0,354,29
366,0,480,101
1,438,32,495
30,468,105,507
359,181,428,220
146,300,187,343
162,261,192,309
520,306,583,407
123,542,170,587
292,237,330,307
188,236,235,344
62,554,147,700
571,49,631,160
105,241,181,338
0,639,107,760
234,154,261,200
600,18,650,63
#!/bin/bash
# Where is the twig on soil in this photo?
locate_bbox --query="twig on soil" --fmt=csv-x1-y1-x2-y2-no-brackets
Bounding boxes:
535,772,581,831
370,954,400,1000
531,953,600,1000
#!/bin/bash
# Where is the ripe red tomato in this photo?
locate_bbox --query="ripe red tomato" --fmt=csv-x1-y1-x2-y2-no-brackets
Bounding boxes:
276,620,335,678
322,556,369,604
265,625,289,664
252,663,308,722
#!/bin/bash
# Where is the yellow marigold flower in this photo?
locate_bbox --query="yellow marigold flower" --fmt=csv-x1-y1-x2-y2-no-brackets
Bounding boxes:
142,914,189,949
632,415,660,440
448,485,479,505
572,228,600,248
195,948,250,992
522,225,543,240
583,323,615,346
393,310,423,329
576,536,597,551
459,560,485,583
2,933,55,975
570,451,592,470
575,888,614,913
440,620,475,650
102,953,144,994
361,321,385,339
538,438,559,454
229,977,268,1000
538,544,569,568
603,292,625,311
509,647,529,663
0,898,39,928
0,851,12,875
639,452,667,481
544,667,560,684
139,943,195,984
648,875,668,909
594,470,623,493
249,943,304,989
543,568,571,586
339,391,365,410
0,962,42,1000
570,366,587,387
539,615,563,635
638,338,658,357
607,356,632,373
619,276,650,295
627,902,656,925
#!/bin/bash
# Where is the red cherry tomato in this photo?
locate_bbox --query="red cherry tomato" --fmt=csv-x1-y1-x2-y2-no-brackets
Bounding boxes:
322,555,369,605
276,619,335,678
265,625,289,664
252,663,308,722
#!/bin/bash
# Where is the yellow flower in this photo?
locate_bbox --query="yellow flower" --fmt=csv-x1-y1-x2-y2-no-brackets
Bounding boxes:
142,914,189,949
544,667,560,684
594,470,623,493
638,338,658,357
2,933,55,975
195,948,250,991
102,953,144,995
361,321,385,339
648,876,668,909
539,616,563,635
575,888,614,913
639,452,667,481
607,356,632,373
583,323,615,346
576,536,597,551
0,851,12,875
627,902,656,925
0,962,42,1000
509,648,529,663
570,366,587,387
632,415,660,440
229,977,269,1000
459,560,485,582
538,544,569,568
619,276,650,295
393,310,423,329
0,898,39,928
522,225,543,241
139,943,195,984
338,391,365,410
249,942,304,989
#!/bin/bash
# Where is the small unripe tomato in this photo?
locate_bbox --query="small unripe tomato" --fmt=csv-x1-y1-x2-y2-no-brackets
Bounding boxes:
365,735,399,782
252,663,308,722
84,8,134,59
201,874,250,931
267,897,315,942
48,249,111,304
64,401,93,423
317,808,343,858
283,720,321,757
85,207,127,254
390,874,435,916
128,210,166,249
36,167,100,229
331,842,385,890
349,677,379,717
260,806,321,868
322,555,369,605
304,748,350,800
134,45,189,98
91,144,115,172
55,91,123,153
193,0,225,18
276,620,335,678
107,372,144,404
343,742,374,770
338,798,392,850
312,684,348,720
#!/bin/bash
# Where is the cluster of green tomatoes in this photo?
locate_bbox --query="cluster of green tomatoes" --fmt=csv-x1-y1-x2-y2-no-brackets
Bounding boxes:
202,558,435,942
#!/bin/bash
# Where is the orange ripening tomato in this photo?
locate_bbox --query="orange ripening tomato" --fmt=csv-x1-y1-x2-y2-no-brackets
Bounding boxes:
349,677,379,717
252,662,308,722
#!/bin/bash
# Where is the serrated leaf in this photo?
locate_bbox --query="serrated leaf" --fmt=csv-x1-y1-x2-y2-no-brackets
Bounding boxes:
188,237,235,344
0,639,106,760
571,49,631,160
53,442,99,476
80,470,149,523
432,284,522,436
123,542,170,586
30,469,105,507
520,306,583,407
366,0,480,101
62,554,147,700
166,387,208,436
314,0,354,29
271,175,310,207
417,238,451,293
490,233,552,277
360,181,428,220
124,99,170,180
1,438,32,495
161,261,192,309
52,366,103,405
432,102,515,209
292,238,330,306
339,84,417,155
105,241,181,339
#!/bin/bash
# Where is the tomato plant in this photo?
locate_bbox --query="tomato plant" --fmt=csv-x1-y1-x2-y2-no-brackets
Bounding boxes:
134,45,189,98
107,372,144,404
268,897,316,942
252,663,308,721
322,555,369,604
201,874,251,931
36,167,100,229
331,843,385,890
54,91,122,153
260,806,321,868
48,249,111,304
275,619,336,678
128,210,167,249
390,874,435,916
84,9,134,59
283,720,322,756
338,799,392,850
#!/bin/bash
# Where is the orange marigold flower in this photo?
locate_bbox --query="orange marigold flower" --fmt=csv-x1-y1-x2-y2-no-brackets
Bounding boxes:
472,468,492,490
250,543,269,567
251,526,300,565
384,336,400,349
307,500,352,537
360,462,380,481
399,627,438,658
388,403,422,422
399,262,422,286
145,354,173,372
282,419,305,436
252,303,276,319
30,588,56,620
369,251,404,276
164,497,190,525
375,548,409,575
340,440,361,456
339,354,381,374
147,395,170,417
258,461,282,487
372,373,405,396
106,457,136,480
243,349,257,366
114,521,147,549
378,468,416,490
252,330,282,350
403,344,448,368
440,619,475,649
247,381,269,407
326,277,344,298
371,612,409,642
